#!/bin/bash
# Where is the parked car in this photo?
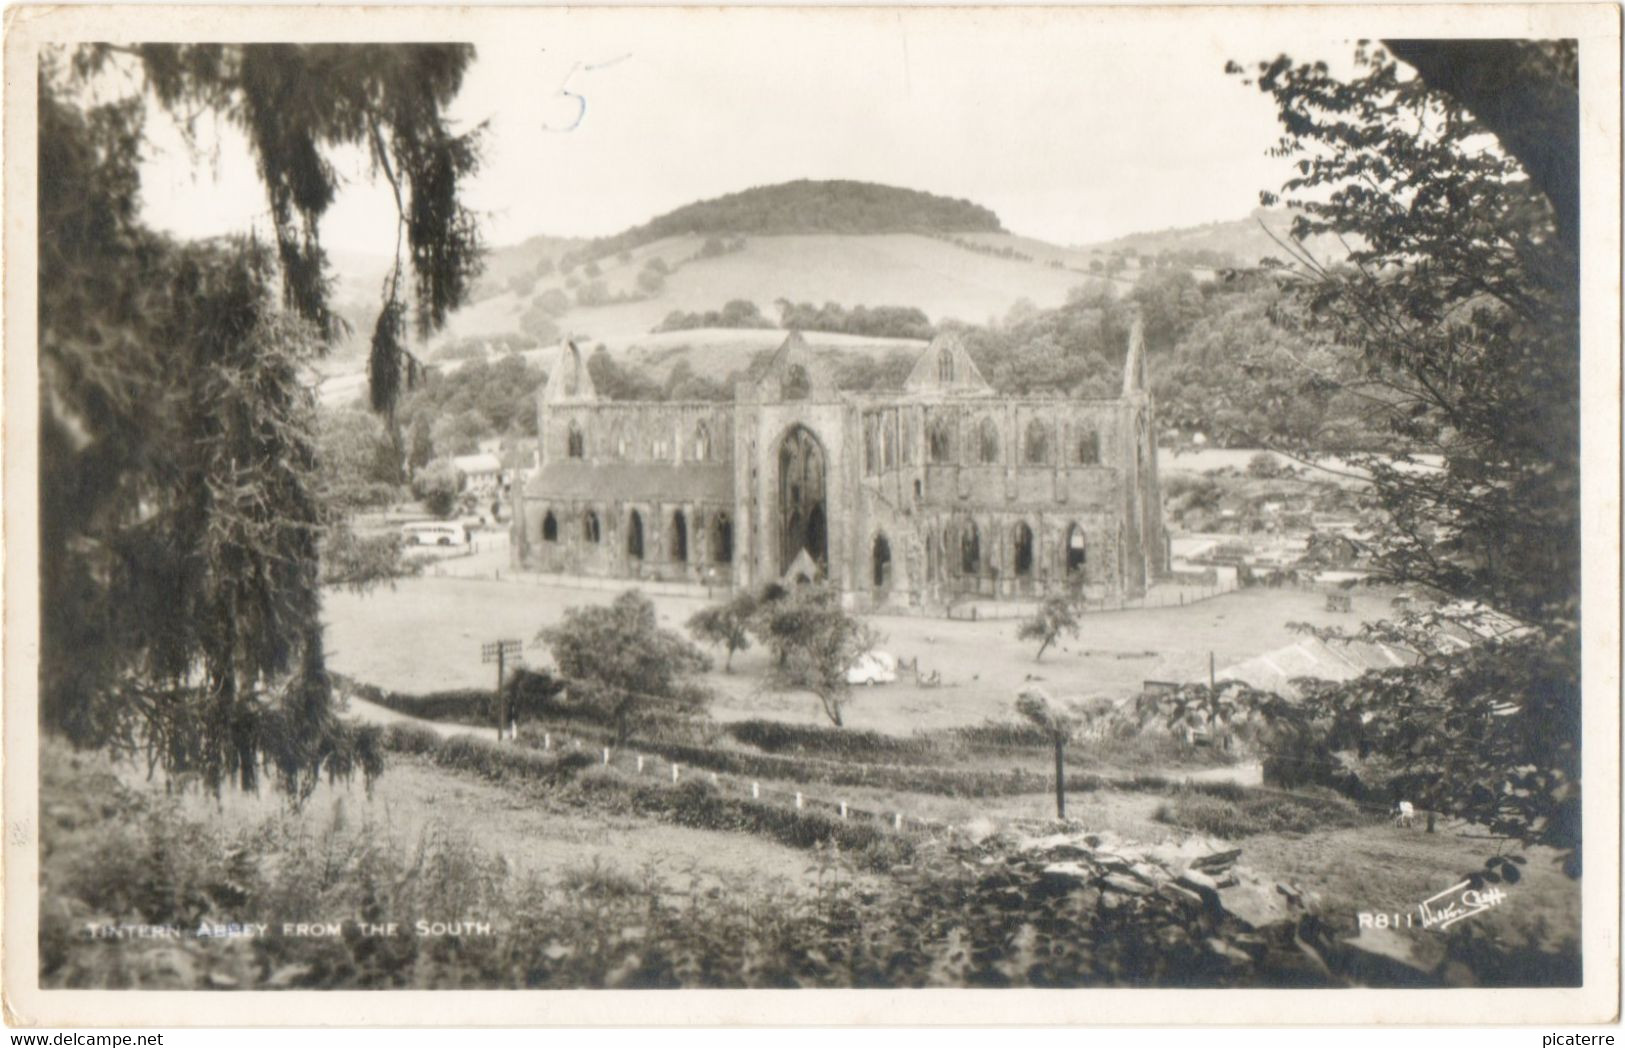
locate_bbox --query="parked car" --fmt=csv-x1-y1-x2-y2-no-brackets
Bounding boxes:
845,649,898,686
400,521,468,547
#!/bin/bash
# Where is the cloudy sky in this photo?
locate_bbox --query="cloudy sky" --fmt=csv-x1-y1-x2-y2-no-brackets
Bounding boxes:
132,10,1355,256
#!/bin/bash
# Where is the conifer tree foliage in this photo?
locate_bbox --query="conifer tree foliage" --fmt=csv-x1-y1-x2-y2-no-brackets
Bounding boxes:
39,43,484,796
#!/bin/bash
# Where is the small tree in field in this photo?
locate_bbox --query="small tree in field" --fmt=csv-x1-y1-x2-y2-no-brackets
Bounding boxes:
1016,593,1082,662
1016,687,1079,819
539,590,712,744
686,589,758,671
754,584,879,727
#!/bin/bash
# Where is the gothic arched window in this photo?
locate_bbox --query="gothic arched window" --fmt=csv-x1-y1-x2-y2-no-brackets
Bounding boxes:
1024,418,1051,465
978,416,1000,464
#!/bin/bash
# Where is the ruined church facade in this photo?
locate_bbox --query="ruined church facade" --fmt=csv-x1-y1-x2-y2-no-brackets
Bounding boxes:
512,326,1166,610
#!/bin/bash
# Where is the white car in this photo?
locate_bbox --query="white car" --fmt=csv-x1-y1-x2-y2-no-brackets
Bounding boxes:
845,650,898,686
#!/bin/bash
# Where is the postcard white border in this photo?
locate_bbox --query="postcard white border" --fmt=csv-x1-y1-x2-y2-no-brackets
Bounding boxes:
4,2,1619,1027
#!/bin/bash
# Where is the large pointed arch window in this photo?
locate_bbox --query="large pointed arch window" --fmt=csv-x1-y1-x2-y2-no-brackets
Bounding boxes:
778,426,828,574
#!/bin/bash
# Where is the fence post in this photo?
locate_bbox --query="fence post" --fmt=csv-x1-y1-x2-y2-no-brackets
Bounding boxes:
710,772,719,787
672,763,680,784
795,792,803,810
602,747,610,766
752,782,760,800
543,733,551,751
839,802,847,819
894,812,903,830
636,755,645,774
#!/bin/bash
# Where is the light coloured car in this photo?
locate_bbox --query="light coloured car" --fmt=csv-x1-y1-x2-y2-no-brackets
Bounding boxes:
845,649,898,686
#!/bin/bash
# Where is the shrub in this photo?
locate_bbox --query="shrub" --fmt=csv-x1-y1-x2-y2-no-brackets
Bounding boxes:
950,720,1052,749
540,590,712,743
411,459,462,518
725,719,933,761
1153,785,1368,838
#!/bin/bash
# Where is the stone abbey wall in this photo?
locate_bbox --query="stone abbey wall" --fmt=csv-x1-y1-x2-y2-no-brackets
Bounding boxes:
512,328,1166,610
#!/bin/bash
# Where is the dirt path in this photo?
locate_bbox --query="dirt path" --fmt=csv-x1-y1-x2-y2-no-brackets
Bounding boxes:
340,692,477,739
1170,761,1264,787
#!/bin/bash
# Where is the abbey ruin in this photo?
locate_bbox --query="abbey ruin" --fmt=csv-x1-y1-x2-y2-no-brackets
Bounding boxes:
511,324,1167,610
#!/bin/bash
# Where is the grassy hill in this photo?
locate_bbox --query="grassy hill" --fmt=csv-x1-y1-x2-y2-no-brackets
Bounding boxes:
1077,207,1345,268
567,179,1003,264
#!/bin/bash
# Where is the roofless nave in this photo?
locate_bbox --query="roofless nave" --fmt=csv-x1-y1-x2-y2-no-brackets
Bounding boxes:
512,324,1167,611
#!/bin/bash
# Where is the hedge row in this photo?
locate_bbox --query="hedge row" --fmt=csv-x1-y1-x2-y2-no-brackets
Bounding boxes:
724,719,938,762
571,771,914,871
517,723,1171,799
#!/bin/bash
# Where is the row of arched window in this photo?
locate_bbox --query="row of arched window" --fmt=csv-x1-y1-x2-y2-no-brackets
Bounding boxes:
922,417,1102,467
563,419,717,463
931,520,1091,579
539,506,733,563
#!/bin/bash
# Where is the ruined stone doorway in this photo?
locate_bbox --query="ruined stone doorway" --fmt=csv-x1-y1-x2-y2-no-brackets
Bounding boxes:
1013,522,1034,577
713,513,733,563
1066,523,1087,577
672,511,688,562
872,534,892,589
628,510,644,560
778,425,827,575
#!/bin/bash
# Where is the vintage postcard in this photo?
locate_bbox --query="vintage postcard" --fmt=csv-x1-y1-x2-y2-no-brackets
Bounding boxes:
3,3,1619,1028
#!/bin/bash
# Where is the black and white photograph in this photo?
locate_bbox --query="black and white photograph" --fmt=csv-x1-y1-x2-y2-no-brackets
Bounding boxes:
3,3,1619,1027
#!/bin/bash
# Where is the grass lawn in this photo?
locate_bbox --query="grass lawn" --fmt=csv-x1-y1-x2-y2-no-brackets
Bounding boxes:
324,575,1401,734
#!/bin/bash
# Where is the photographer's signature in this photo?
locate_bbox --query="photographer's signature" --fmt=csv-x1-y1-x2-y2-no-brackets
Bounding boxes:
1418,880,1508,930
1357,879,1509,932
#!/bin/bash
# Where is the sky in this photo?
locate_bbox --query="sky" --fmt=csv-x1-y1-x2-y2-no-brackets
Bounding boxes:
129,10,1350,258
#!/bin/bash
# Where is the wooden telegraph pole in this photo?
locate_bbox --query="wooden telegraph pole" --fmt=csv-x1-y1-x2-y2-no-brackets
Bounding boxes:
481,638,523,741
